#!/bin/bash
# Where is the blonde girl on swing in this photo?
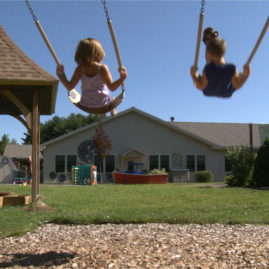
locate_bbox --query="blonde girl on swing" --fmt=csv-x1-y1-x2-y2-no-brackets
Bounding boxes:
56,38,127,117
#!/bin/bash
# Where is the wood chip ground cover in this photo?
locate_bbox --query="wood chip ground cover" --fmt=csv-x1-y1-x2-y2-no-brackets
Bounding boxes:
0,224,268,268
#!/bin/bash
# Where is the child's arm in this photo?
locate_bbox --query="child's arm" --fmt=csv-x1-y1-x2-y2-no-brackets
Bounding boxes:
190,66,208,90
232,64,251,90
99,64,127,91
56,65,82,91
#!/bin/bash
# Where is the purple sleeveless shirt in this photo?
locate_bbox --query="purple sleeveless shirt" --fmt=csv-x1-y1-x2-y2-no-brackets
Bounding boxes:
203,62,236,98
80,65,112,108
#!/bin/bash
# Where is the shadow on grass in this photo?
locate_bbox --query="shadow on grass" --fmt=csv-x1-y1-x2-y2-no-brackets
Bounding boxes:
0,251,75,268
49,217,137,225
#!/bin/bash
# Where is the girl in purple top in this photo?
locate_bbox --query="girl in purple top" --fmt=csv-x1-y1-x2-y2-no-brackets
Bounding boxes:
190,35,250,98
56,38,127,117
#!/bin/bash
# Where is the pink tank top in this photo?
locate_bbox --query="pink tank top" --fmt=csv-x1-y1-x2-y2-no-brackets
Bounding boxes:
80,64,112,108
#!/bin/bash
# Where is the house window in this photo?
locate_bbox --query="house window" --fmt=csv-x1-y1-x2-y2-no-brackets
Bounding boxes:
225,156,232,171
197,155,206,171
186,155,195,171
160,155,169,172
149,155,158,170
105,155,115,172
55,155,65,173
67,155,77,172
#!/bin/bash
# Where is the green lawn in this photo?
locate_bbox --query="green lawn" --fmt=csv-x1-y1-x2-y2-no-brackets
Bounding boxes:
0,183,269,237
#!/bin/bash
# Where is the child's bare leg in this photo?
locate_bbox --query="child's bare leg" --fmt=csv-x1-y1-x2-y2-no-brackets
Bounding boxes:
110,107,117,117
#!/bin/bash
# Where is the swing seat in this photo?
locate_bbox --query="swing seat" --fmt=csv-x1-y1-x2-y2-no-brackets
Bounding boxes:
69,89,125,114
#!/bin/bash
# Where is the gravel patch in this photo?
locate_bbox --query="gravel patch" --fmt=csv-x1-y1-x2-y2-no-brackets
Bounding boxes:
0,223,268,268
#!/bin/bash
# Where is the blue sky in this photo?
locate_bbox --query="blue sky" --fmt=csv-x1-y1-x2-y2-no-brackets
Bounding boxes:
0,0,269,144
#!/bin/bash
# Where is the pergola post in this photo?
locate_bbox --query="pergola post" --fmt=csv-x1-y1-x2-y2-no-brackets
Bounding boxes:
32,90,40,201
37,115,40,195
0,25,58,203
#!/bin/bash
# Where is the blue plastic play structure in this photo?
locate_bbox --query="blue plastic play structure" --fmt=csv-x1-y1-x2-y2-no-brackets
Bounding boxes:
125,162,144,174
13,170,28,184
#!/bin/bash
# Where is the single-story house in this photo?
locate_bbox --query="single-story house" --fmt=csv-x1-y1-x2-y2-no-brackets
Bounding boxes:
0,155,17,183
4,144,33,170
41,107,269,184
0,144,43,183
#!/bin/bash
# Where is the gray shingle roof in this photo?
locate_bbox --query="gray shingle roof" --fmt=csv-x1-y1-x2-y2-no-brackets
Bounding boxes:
4,144,43,159
41,107,269,150
171,122,269,149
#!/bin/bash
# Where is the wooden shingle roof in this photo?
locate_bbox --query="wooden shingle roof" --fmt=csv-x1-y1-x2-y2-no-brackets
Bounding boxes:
0,25,58,115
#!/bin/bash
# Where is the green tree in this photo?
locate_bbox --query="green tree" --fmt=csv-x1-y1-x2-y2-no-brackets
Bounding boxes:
225,145,256,187
0,134,17,154
253,137,269,187
22,113,99,144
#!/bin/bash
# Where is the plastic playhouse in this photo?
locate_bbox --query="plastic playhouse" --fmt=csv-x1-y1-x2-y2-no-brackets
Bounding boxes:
72,165,97,185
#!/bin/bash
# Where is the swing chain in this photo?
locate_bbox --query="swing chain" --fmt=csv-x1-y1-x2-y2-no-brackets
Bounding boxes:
25,0,38,22
102,0,111,21
200,0,205,14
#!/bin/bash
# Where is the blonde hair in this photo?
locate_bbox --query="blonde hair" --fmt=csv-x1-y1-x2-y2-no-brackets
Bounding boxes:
206,37,226,57
74,38,105,65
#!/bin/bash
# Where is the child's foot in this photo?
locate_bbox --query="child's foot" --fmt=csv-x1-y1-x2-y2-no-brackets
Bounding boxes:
110,108,117,117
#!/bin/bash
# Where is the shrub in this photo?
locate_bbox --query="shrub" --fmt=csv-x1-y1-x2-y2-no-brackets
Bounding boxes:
149,169,167,175
225,146,256,187
253,137,269,187
224,174,236,186
194,171,213,182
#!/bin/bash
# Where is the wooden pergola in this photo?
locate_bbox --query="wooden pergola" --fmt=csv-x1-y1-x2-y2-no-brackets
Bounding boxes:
0,25,58,202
